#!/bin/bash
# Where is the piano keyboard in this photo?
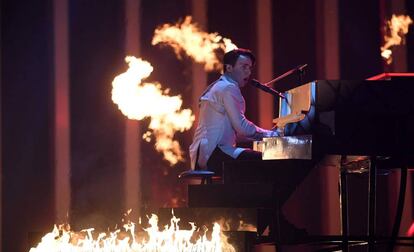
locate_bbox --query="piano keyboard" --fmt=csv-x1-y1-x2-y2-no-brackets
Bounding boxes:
254,135,312,160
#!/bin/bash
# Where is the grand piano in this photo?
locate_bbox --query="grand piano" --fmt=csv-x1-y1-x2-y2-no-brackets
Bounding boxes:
183,73,414,251
257,74,414,250
268,74,414,161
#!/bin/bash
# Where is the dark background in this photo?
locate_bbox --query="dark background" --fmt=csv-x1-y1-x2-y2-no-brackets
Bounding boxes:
2,0,413,251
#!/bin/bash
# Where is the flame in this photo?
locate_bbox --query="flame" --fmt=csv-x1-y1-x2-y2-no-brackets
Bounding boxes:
214,217,257,232
237,220,257,232
112,56,195,165
29,214,236,252
381,14,413,64
152,16,238,72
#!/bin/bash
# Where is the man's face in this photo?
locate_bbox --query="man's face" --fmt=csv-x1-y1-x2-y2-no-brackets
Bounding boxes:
227,55,253,87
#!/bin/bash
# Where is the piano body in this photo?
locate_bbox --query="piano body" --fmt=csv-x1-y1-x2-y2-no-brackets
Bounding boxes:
182,74,414,251
263,77,414,162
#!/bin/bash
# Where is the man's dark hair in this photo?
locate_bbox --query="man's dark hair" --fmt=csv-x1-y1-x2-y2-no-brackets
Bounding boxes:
223,48,256,73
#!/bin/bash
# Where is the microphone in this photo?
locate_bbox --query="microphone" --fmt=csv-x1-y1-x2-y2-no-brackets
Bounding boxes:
250,79,286,99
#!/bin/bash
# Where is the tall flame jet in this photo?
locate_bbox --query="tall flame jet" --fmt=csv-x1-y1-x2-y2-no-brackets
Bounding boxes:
381,14,412,64
152,16,238,72
112,56,194,165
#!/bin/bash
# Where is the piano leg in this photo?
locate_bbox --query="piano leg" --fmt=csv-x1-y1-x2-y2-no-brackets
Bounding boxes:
387,165,408,251
273,188,282,251
368,156,377,252
338,156,410,251
339,156,349,252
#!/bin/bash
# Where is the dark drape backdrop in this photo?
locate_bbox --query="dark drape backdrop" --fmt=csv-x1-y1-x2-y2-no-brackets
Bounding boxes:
2,0,413,251
68,0,126,230
2,0,54,251
339,0,383,78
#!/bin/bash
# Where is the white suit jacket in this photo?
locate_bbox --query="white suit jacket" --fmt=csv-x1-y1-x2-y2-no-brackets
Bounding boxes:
189,75,276,169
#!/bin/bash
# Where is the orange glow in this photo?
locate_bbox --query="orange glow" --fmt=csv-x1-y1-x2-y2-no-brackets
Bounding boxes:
152,16,238,72
408,221,414,236
112,56,194,165
29,214,236,252
381,14,413,64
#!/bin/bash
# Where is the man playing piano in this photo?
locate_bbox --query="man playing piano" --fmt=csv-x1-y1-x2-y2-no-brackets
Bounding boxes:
189,48,308,241
189,48,278,175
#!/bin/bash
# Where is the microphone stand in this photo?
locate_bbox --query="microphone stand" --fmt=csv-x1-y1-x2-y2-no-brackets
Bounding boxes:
251,64,308,101
263,64,308,87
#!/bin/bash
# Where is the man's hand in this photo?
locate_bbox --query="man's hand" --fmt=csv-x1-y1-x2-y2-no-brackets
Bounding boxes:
263,130,279,138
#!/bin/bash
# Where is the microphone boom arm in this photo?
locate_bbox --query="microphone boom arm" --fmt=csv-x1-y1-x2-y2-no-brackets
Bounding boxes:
264,64,308,86
250,79,286,99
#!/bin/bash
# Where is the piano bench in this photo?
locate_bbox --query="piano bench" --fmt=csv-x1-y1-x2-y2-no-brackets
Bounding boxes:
178,170,220,185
